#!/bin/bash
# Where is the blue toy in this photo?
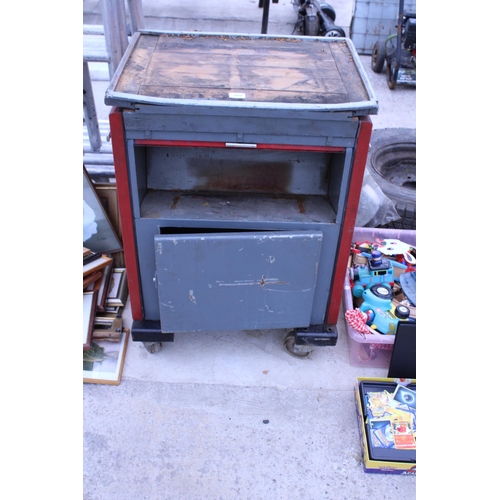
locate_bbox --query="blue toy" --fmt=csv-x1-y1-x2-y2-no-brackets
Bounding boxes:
358,284,412,334
350,247,407,297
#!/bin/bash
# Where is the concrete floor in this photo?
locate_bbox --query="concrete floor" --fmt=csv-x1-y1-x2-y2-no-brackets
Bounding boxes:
83,2,416,499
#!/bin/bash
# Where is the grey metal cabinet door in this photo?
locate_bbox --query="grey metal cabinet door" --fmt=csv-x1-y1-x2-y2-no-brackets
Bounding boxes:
154,230,323,332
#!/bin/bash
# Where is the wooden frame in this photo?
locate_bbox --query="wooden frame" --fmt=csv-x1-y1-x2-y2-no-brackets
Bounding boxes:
95,183,122,238
83,253,113,278
83,329,129,385
94,260,114,311
104,305,122,314
106,268,128,307
92,315,124,341
83,166,122,254
83,270,102,290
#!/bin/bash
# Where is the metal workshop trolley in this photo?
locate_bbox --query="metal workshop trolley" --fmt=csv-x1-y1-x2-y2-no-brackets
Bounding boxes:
105,31,378,357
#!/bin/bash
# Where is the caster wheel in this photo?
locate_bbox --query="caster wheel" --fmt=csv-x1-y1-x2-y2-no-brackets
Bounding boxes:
284,333,313,359
143,341,162,354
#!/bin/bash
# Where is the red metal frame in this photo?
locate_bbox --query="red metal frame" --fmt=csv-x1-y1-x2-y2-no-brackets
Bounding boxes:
326,116,372,324
109,108,144,319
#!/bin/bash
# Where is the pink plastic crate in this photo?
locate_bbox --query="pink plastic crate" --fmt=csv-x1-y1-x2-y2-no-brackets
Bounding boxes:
343,227,416,368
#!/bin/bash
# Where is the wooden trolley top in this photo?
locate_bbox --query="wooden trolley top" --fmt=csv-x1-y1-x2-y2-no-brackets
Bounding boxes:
105,31,378,115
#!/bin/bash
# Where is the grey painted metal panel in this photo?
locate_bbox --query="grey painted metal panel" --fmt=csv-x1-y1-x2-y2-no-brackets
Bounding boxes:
154,230,323,332
140,193,336,225
128,128,357,149
129,105,355,122
122,107,360,148
126,139,146,220
350,0,417,55
122,109,359,142
145,147,331,196
135,220,339,325
329,148,354,225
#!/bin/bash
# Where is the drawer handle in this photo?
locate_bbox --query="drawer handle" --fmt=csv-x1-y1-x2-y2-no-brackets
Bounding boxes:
225,142,257,148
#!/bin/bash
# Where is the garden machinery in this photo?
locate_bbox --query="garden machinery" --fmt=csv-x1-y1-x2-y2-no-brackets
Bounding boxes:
371,0,416,90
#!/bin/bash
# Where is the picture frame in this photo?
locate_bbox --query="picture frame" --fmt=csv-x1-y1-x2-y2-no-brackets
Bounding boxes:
92,315,124,341
83,253,113,278
83,329,130,385
83,166,123,254
106,268,128,307
104,305,122,315
93,258,114,311
83,291,97,350
83,270,102,290
94,183,122,238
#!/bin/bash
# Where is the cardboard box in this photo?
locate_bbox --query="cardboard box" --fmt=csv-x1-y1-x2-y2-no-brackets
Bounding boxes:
355,377,417,475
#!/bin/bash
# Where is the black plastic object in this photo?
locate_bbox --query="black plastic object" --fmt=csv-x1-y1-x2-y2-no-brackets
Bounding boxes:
131,320,175,342
294,324,338,346
394,305,411,319
387,321,416,379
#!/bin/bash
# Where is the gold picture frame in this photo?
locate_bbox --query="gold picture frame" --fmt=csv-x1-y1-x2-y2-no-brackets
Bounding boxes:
106,268,128,307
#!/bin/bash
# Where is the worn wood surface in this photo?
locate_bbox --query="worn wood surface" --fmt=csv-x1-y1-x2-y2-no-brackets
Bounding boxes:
114,33,371,105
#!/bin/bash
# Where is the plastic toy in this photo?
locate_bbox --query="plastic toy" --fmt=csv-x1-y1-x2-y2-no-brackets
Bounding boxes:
345,308,374,336
377,239,416,266
350,247,407,297
358,284,412,334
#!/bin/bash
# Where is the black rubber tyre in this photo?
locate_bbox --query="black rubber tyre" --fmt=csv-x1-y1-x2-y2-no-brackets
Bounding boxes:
366,128,416,230
324,26,346,37
387,61,398,90
395,305,411,319
305,15,320,36
320,3,336,22
371,41,386,73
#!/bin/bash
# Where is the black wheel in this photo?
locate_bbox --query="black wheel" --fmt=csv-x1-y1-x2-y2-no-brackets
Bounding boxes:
324,26,346,37
387,61,398,90
366,128,416,230
284,333,312,359
320,3,336,22
305,15,320,36
395,306,411,319
371,41,386,73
